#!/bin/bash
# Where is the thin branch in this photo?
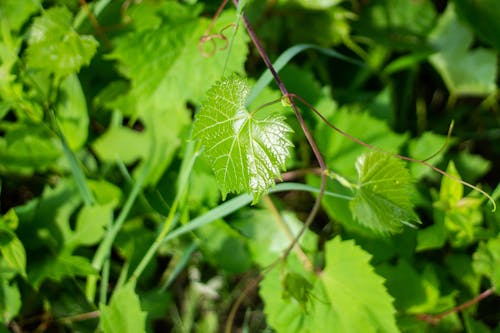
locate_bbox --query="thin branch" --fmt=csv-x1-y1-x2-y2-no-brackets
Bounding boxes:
416,287,495,324
286,93,496,212
78,0,112,50
224,2,328,331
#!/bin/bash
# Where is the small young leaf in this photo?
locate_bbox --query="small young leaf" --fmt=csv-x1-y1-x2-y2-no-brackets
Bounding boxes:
350,151,419,233
193,76,293,202
100,283,147,333
25,7,98,78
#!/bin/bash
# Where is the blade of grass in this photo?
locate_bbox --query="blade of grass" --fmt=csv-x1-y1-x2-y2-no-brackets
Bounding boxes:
129,140,201,283
222,0,246,75
160,242,198,291
162,182,352,246
49,109,95,206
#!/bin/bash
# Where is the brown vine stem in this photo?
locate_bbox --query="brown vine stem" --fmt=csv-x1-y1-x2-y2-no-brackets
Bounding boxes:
225,2,328,332
416,287,495,325
78,0,112,50
286,93,496,212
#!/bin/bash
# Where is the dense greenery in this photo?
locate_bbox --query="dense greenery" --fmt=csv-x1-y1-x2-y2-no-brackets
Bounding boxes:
0,0,499,332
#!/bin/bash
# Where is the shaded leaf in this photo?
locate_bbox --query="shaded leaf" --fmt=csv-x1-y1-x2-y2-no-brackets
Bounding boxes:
316,106,407,180
100,283,147,333
108,9,247,113
26,7,98,78
350,151,419,233
232,209,317,267
429,4,497,96
473,236,500,288
0,122,61,174
29,254,97,288
193,76,293,202
455,0,500,50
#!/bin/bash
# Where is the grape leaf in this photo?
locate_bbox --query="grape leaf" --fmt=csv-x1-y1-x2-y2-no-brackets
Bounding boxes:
350,151,419,233
260,237,399,333
109,9,248,114
100,283,146,333
25,7,98,78
193,76,293,202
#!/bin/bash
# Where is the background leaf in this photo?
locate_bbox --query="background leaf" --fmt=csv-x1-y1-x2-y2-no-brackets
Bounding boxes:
100,283,147,333
26,7,98,78
428,4,497,96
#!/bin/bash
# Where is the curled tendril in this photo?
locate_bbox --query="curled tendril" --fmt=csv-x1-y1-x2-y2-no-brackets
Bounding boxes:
198,23,236,57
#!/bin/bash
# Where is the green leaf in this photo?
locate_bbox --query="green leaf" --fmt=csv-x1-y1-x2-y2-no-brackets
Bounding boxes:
316,106,408,180
193,76,293,202
0,279,21,323
232,209,318,267
455,0,500,50
56,74,89,150
350,151,419,233
378,260,441,313
260,237,399,333
25,7,98,78
0,122,61,174
109,8,247,113
0,0,40,31
92,126,149,164
353,0,437,50
196,220,252,274
66,203,113,248
0,229,26,278
29,254,97,288
473,236,500,288
407,132,449,180
319,238,399,333
434,162,484,247
429,4,497,96
100,283,147,333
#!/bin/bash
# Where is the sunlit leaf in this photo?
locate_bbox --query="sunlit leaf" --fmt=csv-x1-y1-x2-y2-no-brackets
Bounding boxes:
25,7,98,78
0,0,40,31
350,151,419,233
193,76,293,202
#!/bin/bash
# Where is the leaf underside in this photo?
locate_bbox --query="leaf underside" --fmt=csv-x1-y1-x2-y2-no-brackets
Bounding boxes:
193,76,293,202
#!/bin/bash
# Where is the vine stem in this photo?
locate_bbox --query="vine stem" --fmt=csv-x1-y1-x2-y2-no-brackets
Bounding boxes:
225,2,328,331
286,93,496,212
232,0,327,254
416,287,495,324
